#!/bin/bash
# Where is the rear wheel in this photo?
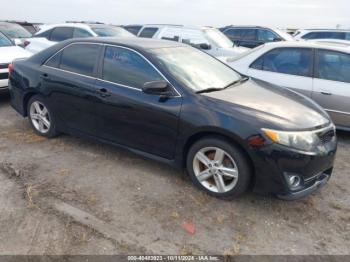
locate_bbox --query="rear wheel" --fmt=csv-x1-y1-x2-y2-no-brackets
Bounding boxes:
186,137,251,199
27,95,58,138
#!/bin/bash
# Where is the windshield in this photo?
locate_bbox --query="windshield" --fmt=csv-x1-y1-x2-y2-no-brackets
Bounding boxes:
91,26,134,37
0,24,32,38
0,32,13,47
151,46,241,92
203,28,233,48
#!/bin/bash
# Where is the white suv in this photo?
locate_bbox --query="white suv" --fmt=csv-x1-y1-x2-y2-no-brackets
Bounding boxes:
135,25,249,64
294,29,350,41
25,23,134,54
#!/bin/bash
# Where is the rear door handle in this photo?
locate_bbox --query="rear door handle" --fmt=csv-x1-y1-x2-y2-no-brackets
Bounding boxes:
321,91,332,96
98,88,111,97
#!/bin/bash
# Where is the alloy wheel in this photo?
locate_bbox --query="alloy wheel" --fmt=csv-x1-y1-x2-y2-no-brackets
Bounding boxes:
30,101,51,134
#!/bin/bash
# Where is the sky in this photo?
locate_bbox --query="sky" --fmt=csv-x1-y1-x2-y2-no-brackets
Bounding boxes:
1,0,350,29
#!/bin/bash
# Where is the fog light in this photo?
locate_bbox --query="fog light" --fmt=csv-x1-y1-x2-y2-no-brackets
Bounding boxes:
288,175,301,188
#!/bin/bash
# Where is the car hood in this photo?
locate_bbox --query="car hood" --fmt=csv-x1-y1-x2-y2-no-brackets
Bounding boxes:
202,79,330,131
0,46,31,63
215,46,249,63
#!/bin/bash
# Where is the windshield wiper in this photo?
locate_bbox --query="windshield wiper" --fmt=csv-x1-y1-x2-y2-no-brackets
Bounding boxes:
196,87,224,94
223,76,249,89
196,77,249,94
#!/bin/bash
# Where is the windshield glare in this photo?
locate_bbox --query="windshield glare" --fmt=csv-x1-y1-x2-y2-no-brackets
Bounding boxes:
203,28,233,48
0,33,13,47
151,46,241,92
92,27,134,37
0,24,32,38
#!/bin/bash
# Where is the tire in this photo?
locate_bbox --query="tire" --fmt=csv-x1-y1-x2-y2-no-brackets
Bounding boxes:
27,95,58,138
186,136,252,199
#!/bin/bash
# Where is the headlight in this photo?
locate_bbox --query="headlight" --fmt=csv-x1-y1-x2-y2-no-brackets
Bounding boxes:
262,128,320,152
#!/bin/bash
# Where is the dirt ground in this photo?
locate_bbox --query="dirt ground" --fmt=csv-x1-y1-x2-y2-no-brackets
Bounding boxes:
0,92,349,255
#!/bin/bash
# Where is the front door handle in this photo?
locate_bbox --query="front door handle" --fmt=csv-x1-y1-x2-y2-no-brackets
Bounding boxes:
98,88,111,97
40,73,50,80
321,91,332,96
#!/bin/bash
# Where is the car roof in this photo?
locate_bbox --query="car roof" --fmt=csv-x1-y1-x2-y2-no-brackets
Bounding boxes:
65,37,186,50
262,41,350,52
140,24,213,30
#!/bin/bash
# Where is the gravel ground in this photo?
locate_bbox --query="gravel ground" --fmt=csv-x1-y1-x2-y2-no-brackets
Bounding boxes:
0,93,349,255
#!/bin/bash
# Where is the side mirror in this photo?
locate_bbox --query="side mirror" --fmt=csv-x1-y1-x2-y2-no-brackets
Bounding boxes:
199,43,211,50
142,80,169,95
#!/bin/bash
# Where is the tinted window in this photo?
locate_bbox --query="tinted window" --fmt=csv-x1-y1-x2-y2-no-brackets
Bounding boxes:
35,29,52,39
257,29,280,41
303,31,346,40
224,29,242,39
73,28,92,38
50,27,73,42
102,46,163,89
346,33,350,40
91,26,134,37
139,27,158,38
124,26,142,35
316,50,350,83
240,29,256,40
46,52,61,68
60,44,100,76
250,48,312,77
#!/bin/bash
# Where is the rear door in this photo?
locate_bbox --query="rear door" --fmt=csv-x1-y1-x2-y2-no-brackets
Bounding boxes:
312,49,350,128
42,43,102,135
247,47,314,97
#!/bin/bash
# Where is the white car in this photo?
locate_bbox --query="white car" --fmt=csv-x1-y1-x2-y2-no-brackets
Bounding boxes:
0,32,31,90
230,41,350,130
25,23,134,54
135,24,249,63
294,29,350,41
0,22,33,46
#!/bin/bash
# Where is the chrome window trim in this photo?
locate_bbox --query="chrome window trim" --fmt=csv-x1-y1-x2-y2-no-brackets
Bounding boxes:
325,109,350,116
43,42,182,97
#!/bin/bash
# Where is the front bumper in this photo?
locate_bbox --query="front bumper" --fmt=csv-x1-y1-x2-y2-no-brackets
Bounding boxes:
251,130,337,200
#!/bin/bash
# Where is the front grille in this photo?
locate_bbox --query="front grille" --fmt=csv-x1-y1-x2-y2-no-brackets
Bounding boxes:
319,129,335,144
0,72,9,80
0,63,9,69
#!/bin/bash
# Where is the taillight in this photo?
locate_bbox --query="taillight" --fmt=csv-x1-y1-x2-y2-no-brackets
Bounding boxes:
8,63,14,75
23,40,30,48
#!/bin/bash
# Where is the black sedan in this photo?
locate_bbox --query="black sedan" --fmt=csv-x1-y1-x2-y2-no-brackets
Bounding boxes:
8,38,337,200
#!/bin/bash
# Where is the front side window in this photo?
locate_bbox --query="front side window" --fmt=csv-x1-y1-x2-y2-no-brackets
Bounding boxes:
139,27,158,38
151,46,241,92
73,28,93,38
0,23,32,38
257,29,280,42
50,27,74,42
224,28,242,39
0,32,13,47
316,49,350,83
35,29,52,39
102,46,163,89
303,31,346,40
123,26,142,35
240,29,256,40
250,48,312,77
47,44,100,77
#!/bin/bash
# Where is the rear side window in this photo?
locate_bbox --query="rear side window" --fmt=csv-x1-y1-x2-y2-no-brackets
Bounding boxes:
240,29,256,40
102,46,163,89
47,44,100,77
316,49,350,83
303,31,346,40
73,28,92,38
250,48,312,77
139,27,158,38
50,27,74,42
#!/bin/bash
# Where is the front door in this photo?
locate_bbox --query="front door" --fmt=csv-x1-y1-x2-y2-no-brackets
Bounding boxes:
95,45,182,159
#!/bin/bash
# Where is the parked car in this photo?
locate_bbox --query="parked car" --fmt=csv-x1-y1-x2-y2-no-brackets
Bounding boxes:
230,41,350,131
0,32,31,91
3,20,39,34
25,23,135,54
133,24,249,63
219,26,294,48
0,22,32,46
294,29,350,41
9,38,337,200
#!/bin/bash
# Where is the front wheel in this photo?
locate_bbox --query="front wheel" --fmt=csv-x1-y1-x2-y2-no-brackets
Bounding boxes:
186,137,252,199
27,95,58,138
